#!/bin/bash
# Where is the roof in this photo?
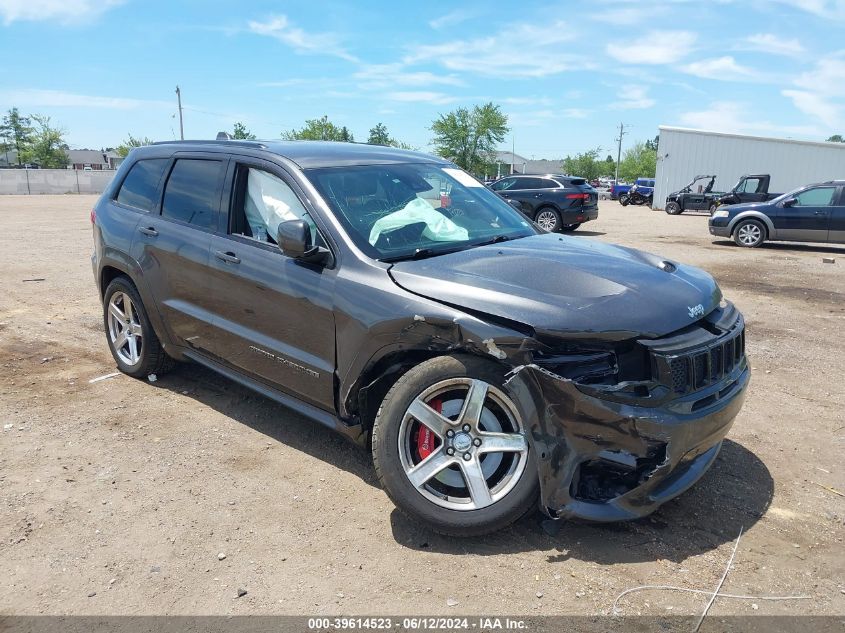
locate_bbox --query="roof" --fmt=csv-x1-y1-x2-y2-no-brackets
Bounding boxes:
659,125,845,150
494,150,529,164
144,140,449,169
67,149,108,164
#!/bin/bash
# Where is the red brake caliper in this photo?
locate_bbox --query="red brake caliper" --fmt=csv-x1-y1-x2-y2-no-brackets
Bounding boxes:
417,397,441,459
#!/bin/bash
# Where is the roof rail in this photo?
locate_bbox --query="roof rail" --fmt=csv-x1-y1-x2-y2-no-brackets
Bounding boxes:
151,139,268,149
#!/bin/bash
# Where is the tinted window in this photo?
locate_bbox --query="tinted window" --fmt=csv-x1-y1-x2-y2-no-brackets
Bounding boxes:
115,159,168,211
513,177,541,189
794,187,836,206
161,159,224,229
490,177,515,191
540,179,560,189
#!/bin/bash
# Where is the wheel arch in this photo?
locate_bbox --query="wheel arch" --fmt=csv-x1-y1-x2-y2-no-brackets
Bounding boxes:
727,211,774,237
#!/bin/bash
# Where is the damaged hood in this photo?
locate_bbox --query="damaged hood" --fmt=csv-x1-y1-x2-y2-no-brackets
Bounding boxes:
389,234,721,340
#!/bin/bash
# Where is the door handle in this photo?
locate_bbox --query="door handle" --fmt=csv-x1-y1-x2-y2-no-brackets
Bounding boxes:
814,210,828,215
138,226,158,237
215,250,241,264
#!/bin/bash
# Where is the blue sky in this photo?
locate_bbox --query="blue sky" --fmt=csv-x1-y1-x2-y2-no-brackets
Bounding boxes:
1,0,843,158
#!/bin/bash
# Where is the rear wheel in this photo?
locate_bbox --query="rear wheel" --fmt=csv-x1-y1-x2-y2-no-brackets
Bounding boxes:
733,219,766,248
372,355,539,536
534,208,560,232
619,194,630,206
709,202,718,215
103,277,175,378
665,201,682,215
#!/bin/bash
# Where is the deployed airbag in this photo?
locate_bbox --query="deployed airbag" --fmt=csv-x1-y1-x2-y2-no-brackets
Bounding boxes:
245,169,303,239
368,198,468,246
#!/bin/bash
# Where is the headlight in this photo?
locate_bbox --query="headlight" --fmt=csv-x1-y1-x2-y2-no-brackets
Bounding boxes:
712,210,730,219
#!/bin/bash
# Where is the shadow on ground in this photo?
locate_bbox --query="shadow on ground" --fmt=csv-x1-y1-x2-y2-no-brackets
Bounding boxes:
150,362,378,488
389,439,772,564
711,239,845,255
151,364,772,564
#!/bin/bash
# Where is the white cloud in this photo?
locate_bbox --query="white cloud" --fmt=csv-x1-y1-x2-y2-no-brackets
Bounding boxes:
606,31,697,64
742,33,804,57
609,85,655,110
0,0,123,24
771,0,845,18
429,8,479,29
248,15,357,62
782,52,845,129
680,56,760,81
353,63,464,88
0,88,170,109
384,91,458,105
404,21,581,78
678,101,821,136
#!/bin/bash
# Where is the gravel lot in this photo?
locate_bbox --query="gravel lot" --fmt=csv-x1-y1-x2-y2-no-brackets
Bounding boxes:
1,195,843,618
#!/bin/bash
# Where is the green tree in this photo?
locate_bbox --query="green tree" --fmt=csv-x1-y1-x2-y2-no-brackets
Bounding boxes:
367,122,391,145
617,141,657,182
644,134,660,151
116,134,155,157
232,122,256,140
603,154,616,176
430,102,509,175
562,148,604,180
282,115,353,141
827,134,844,142
0,107,35,165
20,115,68,169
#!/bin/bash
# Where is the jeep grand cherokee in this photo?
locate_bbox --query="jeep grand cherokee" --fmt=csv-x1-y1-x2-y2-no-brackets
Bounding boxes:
92,140,749,536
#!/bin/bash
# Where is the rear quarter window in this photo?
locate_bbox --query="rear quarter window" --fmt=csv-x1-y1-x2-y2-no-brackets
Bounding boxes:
115,158,169,211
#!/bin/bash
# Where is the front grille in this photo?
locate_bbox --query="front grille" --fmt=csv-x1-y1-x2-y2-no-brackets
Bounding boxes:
653,320,745,395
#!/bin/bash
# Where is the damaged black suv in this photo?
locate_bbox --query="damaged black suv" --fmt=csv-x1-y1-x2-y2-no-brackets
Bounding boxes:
92,140,749,536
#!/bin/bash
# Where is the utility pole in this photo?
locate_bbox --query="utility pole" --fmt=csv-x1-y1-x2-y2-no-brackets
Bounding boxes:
614,122,628,184
511,136,515,174
175,86,184,140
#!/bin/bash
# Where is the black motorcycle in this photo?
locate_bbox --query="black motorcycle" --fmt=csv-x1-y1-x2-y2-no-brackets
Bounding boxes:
619,184,653,207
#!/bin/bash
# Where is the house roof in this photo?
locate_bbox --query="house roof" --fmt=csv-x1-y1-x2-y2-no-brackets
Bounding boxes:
67,149,108,165
493,151,529,164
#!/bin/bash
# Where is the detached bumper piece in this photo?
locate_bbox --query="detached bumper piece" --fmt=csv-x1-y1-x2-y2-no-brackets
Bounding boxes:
507,305,749,522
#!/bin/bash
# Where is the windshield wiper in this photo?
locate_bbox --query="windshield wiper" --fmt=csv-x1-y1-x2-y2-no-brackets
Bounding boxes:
381,246,458,263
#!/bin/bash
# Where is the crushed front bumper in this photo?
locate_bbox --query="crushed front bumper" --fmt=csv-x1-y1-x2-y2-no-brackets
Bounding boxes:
506,363,749,521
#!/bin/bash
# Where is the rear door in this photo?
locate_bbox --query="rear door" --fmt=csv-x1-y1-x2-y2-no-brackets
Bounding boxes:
774,185,836,242
130,153,227,352
202,157,337,411
828,186,845,243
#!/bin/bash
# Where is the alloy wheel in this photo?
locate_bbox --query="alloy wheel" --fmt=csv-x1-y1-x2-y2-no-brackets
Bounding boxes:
398,378,529,511
737,223,762,246
536,210,558,231
107,292,143,366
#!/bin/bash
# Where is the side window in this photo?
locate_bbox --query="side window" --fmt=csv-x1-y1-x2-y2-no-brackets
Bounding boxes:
115,158,168,211
514,177,539,189
741,178,761,193
161,159,224,229
491,178,514,191
230,166,325,247
541,179,560,189
794,187,836,207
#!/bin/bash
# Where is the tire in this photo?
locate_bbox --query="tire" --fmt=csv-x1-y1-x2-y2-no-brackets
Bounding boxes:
560,223,581,232
665,201,683,215
103,276,175,378
733,219,766,248
619,195,629,206
534,207,561,232
372,355,540,537
709,203,718,215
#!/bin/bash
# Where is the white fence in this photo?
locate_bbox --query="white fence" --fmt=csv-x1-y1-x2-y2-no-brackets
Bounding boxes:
0,169,115,195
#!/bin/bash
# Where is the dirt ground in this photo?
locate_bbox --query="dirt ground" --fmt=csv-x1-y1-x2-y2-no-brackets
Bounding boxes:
1,195,843,618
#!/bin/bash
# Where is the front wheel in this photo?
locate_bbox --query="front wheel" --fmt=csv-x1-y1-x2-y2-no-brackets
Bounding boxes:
372,355,539,536
733,219,766,248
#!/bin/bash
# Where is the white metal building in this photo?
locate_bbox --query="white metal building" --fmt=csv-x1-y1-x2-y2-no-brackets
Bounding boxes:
654,126,845,210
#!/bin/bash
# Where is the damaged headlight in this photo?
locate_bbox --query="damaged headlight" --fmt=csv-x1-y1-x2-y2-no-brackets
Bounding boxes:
532,341,653,389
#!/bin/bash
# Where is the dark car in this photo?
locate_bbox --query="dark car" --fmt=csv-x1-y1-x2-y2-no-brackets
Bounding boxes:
92,140,748,535
709,180,845,247
488,174,598,232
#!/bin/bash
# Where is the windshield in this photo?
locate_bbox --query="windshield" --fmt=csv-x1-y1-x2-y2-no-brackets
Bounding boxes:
305,163,538,261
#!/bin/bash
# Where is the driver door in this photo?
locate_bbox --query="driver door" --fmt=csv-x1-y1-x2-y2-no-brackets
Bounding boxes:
202,158,337,411
775,186,835,242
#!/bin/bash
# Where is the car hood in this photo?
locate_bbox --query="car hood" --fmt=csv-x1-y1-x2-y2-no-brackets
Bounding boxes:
389,234,722,341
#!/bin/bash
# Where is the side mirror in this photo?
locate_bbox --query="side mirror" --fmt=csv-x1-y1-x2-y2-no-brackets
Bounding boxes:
277,219,330,265
782,197,797,208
